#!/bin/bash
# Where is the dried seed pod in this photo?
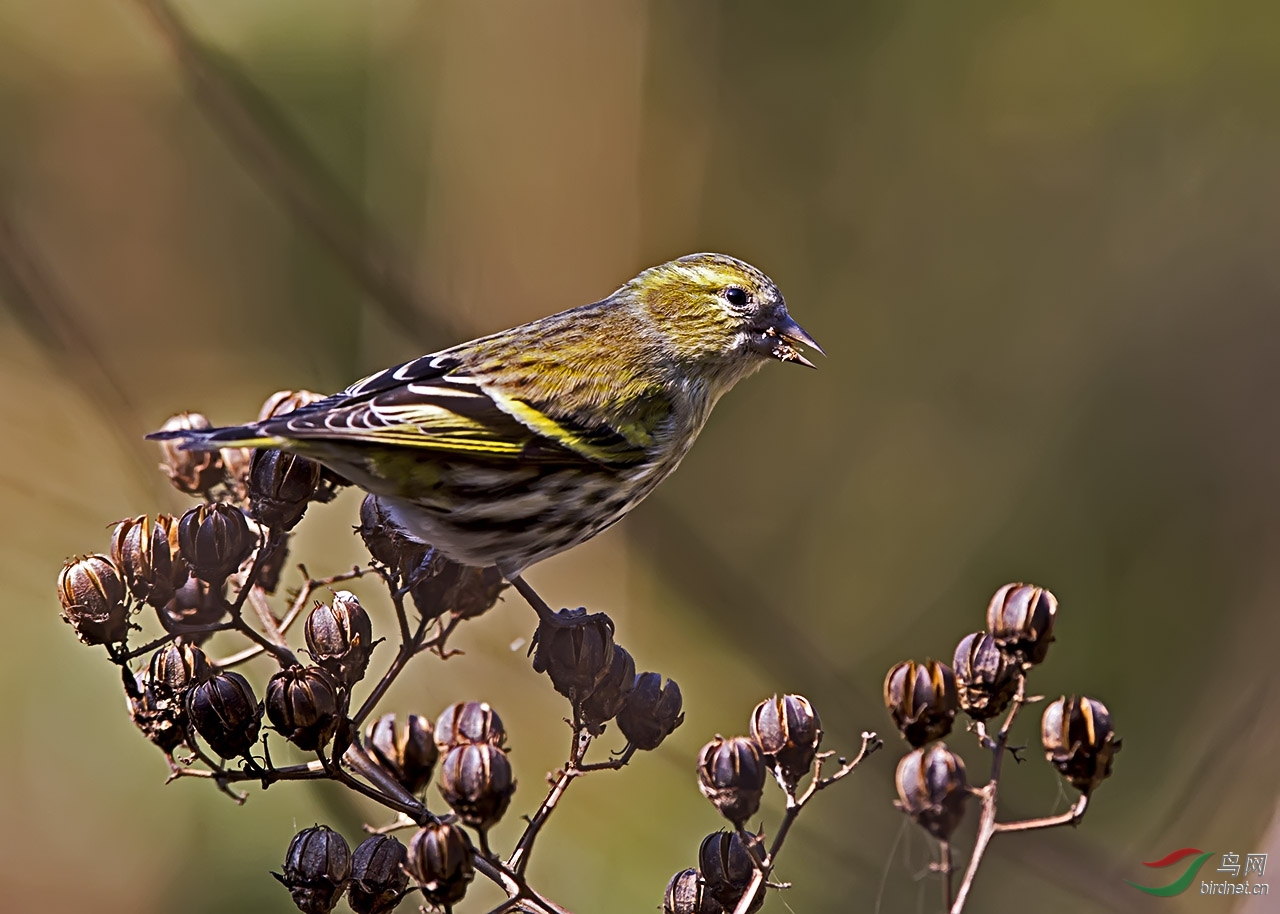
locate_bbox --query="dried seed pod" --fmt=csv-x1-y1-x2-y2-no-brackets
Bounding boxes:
894,742,969,840
407,555,464,621
698,830,765,912
366,713,439,794
697,736,766,827
272,825,352,914
449,566,506,619
177,503,255,584
110,514,188,608
125,670,186,753
530,608,616,701
219,445,254,501
406,822,475,908
433,701,506,752
884,659,958,747
438,742,516,831
259,389,327,422
186,669,262,759
157,577,232,643
156,412,223,494
1041,695,1120,793
148,642,211,700
347,835,410,914
357,495,428,576
305,591,375,687
987,582,1057,666
579,643,636,732
750,693,822,787
57,554,129,645
618,672,684,751
664,868,723,914
253,531,291,594
266,665,343,751
953,632,1019,720
249,448,321,531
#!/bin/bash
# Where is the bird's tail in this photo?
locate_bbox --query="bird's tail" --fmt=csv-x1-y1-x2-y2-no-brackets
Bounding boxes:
146,423,281,451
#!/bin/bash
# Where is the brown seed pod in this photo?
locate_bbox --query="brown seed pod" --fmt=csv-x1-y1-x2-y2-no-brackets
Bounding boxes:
57,554,129,645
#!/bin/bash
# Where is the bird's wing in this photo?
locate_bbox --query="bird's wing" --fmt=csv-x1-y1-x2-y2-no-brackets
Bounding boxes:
259,352,666,468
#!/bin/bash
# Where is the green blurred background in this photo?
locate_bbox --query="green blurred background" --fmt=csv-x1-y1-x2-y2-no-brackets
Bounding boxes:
3,1,1279,912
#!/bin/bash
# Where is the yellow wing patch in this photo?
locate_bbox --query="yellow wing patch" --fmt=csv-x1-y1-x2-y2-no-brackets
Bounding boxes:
486,389,661,466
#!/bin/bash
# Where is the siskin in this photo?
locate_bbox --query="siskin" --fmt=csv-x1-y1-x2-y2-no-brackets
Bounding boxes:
151,253,820,611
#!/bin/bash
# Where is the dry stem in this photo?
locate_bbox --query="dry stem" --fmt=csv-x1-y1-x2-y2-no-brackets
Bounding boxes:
731,731,883,914
948,677,1092,913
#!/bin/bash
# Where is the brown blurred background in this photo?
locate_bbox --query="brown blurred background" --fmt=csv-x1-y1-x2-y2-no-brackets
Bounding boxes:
3,1,1279,912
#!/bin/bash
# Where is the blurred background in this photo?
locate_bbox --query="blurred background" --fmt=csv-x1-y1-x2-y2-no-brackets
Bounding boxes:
3,1,1279,912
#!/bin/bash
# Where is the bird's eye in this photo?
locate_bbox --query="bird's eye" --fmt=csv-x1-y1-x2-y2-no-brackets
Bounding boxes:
723,286,749,307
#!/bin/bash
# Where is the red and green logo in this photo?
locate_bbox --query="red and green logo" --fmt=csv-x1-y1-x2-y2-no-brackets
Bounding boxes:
1127,848,1215,896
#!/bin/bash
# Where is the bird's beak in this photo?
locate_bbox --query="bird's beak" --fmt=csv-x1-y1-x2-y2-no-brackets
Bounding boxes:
762,314,824,368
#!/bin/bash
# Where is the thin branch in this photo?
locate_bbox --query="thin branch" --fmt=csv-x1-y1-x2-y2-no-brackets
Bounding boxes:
213,566,368,667
940,840,954,910
731,732,882,914
508,725,637,877
378,563,415,644
578,743,636,772
950,678,1026,913
0,207,155,481
362,813,417,836
246,585,287,646
948,678,1091,913
350,606,430,728
481,901,521,914
130,0,459,343
223,534,297,667
508,765,577,877
508,723,590,876
320,747,429,822
120,621,237,662
167,758,328,785
993,794,1089,834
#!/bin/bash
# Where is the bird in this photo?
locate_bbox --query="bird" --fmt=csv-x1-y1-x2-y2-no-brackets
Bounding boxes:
150,252,821,620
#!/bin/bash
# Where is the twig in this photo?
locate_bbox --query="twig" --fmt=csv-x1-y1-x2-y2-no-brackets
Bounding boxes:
318,746,430,823
731,732,882,914
940,840,954,909
470,858,574,914
950,679,1025,913
130,0,459,344
120,622,237,662
379,559,417,644
578,743,636,772
508,723,590,876
481,901,521,914
507,724,637,877
246,585,287,646
225,535,297,667
993,793,1089,834
0,206,155,481
948,679,1091,912
350,595,431,728
362,813,417,835
212,566,368,668
167,758,328,785
508,763,576,877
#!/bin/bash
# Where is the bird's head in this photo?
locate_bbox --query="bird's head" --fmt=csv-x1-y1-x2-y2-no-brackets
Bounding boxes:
623,253,822,381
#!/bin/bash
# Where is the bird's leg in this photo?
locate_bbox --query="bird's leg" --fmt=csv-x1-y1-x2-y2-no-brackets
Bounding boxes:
504,573,560,625
393,547,439,599
504,573,613,631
